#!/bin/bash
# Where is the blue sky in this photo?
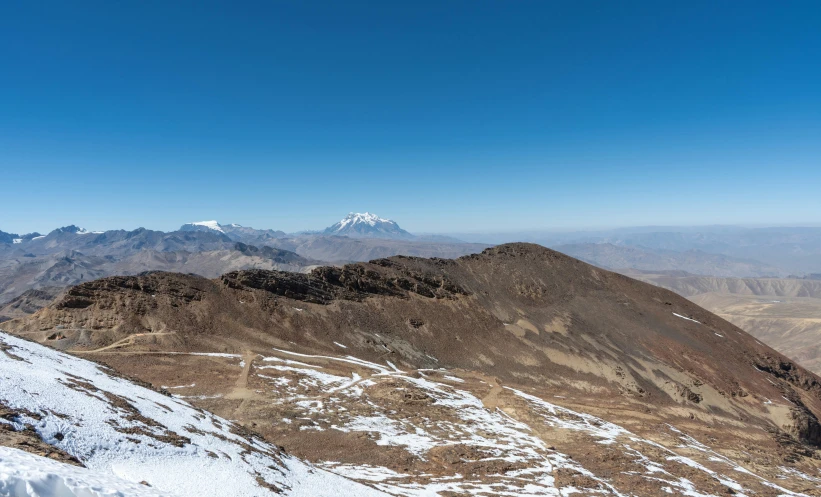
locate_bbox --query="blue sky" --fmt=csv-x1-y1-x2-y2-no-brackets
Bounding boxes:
2,1,820,235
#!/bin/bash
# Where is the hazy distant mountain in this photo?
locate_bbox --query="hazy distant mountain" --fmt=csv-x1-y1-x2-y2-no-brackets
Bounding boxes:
412,233,468,243
3,227,234,257
271,235,489,263
180,221,288,245
0,230,18,244
50,225,99,235
0,242,320,313
555,242,784,278
0,230,40,244
452,226,821,275
323,212,414,239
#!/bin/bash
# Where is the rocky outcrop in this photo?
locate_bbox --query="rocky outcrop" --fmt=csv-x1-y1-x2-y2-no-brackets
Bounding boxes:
56,274,205,311
221,258,469,304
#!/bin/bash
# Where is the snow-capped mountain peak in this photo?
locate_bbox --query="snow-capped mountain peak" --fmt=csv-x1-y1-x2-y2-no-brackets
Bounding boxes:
179,220,225,233
323,212,414,239
339,212,390,228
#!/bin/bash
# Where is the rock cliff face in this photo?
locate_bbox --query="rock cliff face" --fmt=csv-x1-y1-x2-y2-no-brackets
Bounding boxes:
222,258,468,303
6,243,821,495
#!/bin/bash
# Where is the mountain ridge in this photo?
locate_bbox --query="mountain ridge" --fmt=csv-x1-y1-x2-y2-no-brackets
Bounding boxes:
6,242,821,494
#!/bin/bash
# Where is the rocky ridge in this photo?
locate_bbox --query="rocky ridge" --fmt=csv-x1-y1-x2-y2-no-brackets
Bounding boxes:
6,243,821,494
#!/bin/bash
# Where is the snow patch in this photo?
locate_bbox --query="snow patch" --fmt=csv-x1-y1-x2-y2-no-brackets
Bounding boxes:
673,313,701,324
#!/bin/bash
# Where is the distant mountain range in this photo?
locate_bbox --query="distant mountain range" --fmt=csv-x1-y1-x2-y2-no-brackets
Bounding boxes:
453,225,821,275
4,216,821,320
0,230,42,244
0,214,489,314
555,242,784,278
179,212,415,241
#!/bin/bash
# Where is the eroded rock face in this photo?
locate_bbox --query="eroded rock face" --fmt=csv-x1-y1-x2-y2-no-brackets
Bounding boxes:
222,270,341,303
56,274,206,311
756,354,821,393
788,406,821,448
221,258,469,303
752,354,821,447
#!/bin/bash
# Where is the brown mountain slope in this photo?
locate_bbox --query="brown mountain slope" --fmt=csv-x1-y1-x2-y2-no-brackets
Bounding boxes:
6,243,821,495
0,286,64,322
623,270,821,377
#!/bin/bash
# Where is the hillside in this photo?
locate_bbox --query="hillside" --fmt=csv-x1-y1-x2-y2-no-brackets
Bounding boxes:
6,243,821,495
627,271,821,376
0,332,388,496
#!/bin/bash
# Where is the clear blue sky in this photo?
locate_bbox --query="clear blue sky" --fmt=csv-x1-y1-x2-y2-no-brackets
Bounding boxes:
2,1,820,235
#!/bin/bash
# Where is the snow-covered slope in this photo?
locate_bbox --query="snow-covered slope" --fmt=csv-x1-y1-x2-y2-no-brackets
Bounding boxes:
0,332,388,497
0,447,165,497
323,213,414,239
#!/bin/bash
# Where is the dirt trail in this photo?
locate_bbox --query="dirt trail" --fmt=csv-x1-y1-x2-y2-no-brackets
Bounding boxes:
72,332,175,354
227,351,257,400
462,371,504,409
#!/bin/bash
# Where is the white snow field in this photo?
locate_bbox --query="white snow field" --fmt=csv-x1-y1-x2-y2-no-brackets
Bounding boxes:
0,332,388,497
0,447,165,497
